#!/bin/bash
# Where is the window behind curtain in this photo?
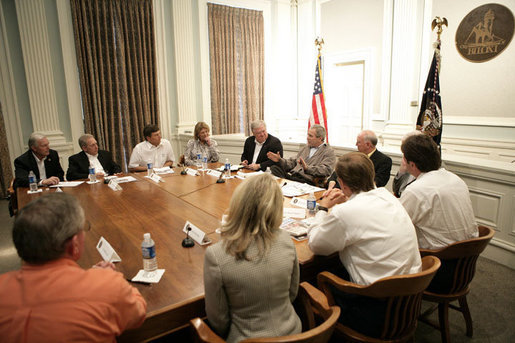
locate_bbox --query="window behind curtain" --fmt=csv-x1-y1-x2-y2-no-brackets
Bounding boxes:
208,3,264,136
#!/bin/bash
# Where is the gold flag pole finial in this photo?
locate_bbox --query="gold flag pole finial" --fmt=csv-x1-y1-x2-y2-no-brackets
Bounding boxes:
315,37,324,52
431,16,448,41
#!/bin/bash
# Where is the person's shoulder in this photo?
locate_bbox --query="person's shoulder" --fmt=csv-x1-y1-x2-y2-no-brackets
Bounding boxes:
69,150,85,159
14,150,31,163
161,138,173,147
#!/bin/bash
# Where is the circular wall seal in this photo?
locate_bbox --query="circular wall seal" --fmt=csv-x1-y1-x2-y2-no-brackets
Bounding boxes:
455,3,514,62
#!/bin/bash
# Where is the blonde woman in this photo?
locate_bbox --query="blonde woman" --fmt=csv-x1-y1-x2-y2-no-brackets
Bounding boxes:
184,122,219,166
203,173,301,342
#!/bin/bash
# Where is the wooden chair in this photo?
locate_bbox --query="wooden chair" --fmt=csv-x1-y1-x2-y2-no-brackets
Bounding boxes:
418,225,495,343
189,282,340,343
8,178,17,216
317,255,441,342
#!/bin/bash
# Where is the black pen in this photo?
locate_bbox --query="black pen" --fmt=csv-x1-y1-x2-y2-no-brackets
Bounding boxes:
282,182,287,187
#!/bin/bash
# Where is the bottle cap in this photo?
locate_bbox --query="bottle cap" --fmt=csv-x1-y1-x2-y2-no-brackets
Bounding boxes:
144,233,151,240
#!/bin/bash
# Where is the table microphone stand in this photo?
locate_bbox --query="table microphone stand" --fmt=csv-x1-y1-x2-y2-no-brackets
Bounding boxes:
182,226,195,248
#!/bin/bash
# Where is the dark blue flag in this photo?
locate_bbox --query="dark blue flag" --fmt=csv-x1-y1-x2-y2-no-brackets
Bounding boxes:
417,43,442,145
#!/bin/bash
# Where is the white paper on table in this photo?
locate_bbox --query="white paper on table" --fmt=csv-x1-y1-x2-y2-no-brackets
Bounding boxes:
132,269,165,283
27,188,43,194
50,181,84,188
283,207,306,219
86,180,100,184
290,197,308,209
96,237,121,262
207,169,222,178
236,170,263,179
216,165,243,172
153,167,175,174
115,176,137,183
281,181,324,197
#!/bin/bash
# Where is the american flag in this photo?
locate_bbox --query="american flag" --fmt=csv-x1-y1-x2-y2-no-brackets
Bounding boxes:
417,41,442,145
308,53,328,142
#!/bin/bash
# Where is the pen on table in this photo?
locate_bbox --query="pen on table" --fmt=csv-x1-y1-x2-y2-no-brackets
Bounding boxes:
282,182,287,187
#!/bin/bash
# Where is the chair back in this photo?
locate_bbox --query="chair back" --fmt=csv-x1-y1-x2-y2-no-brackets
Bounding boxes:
420,225,494,294
190,282,340,343
8,178,17,216
318,255,441,341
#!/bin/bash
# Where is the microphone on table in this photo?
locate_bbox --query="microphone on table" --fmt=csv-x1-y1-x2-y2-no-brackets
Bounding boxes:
182,225,195,248
216,170,225,183
180,155,187,175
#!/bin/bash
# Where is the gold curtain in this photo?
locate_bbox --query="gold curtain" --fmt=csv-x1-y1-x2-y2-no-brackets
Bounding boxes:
208,3,264,136
0,102,13,198
70,0,159,170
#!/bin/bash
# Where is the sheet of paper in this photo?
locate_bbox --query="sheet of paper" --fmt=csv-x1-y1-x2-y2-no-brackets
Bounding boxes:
281,180,324,197
132,269,165,283
217,165,243,172
27,188,43,194
96,237,121,262
50,181,84,188
207,169,222,178
153,167,175,174
115,176,137,183
283,207,306,219
290,197,308,209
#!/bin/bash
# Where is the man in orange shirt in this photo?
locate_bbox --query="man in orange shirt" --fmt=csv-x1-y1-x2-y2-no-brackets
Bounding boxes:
0,193,147,342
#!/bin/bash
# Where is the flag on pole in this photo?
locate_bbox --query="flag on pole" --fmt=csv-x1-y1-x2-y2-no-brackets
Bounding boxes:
308,53,328,142
417,41,443,145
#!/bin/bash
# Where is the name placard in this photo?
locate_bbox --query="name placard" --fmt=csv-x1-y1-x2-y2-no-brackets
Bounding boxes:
182,221,211,245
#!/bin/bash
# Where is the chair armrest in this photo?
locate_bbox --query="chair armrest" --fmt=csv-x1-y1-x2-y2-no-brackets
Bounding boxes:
300,282,331,315
318,271,369,303
190,318,225,343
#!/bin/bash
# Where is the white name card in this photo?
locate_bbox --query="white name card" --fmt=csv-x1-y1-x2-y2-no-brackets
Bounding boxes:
96,236,121,262
108,179,123,191
290,197,308,209
185,168,199,176
207,169,222,178
149,172,162,183
182,221,211,245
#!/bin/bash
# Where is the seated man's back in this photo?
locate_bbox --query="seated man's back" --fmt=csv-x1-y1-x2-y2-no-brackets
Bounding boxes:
401,168,477,249
0,260,145,342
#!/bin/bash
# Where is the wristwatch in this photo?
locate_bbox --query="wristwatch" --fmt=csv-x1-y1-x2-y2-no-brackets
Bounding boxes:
317,205,328,212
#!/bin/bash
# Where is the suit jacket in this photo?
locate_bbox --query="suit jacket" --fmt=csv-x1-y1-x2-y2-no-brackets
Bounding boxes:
204,230,301,343
280,143,335,183
370,149,392,187
241,134,283,171
14,149,64,188
67,150,122,181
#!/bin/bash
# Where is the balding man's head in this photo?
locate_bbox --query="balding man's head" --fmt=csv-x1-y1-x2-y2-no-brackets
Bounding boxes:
356,130,377,154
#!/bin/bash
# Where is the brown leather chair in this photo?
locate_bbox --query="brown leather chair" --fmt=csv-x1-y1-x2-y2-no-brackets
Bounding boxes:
418,225,495,343
317,255,441,342
189,282,340,343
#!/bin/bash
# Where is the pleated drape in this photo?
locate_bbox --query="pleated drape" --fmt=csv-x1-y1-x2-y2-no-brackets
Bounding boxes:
208,3,263,136
70,0,159,170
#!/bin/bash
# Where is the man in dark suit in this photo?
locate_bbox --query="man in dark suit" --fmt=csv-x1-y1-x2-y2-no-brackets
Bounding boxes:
356,130,392,187
67,134,121,180
14,133,64,188
325,130,392,191
241,120,283,171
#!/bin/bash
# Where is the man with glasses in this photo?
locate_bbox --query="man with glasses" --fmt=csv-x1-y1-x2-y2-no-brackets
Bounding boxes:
0,193,147,341
241,120,283,171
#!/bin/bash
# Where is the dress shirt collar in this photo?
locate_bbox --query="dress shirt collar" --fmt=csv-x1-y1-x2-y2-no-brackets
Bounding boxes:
254,139,264,147
367,148,376,158
144,140,163,149
31,151,47,163
85,152,99,160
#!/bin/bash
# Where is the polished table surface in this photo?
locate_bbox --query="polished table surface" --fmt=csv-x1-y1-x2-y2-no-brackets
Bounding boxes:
16,165,338,342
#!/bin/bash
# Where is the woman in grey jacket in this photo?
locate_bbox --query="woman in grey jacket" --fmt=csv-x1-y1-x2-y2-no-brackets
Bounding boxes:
203,173,301,342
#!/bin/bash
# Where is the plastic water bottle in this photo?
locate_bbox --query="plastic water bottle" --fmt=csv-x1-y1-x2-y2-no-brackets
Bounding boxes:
147,162,153,177
28,171,38,192
266,167,271,174
224,158,231,178
88,167,96,183
202,155,208,170
196,153,202,168
307,192,317,216
142,233,157,272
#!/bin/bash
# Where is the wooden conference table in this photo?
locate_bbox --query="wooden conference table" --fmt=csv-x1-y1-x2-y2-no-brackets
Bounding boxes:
16,164,339,342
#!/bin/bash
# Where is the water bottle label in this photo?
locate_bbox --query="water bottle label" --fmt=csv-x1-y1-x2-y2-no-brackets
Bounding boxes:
29,176,35,183
89,167,95,174
225,163,230,170
142,245,156,258
307,200,316,211
197,154,201,159
203,156,207,163
147,163,153,169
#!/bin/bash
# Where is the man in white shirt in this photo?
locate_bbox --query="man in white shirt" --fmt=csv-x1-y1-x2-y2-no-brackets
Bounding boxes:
400,134,478,249
307,152,421,337
128,124,175,172
67,134,122,180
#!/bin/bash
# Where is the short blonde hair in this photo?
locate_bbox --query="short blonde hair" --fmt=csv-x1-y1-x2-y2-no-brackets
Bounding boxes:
194,122,210,141
221,173,283,260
